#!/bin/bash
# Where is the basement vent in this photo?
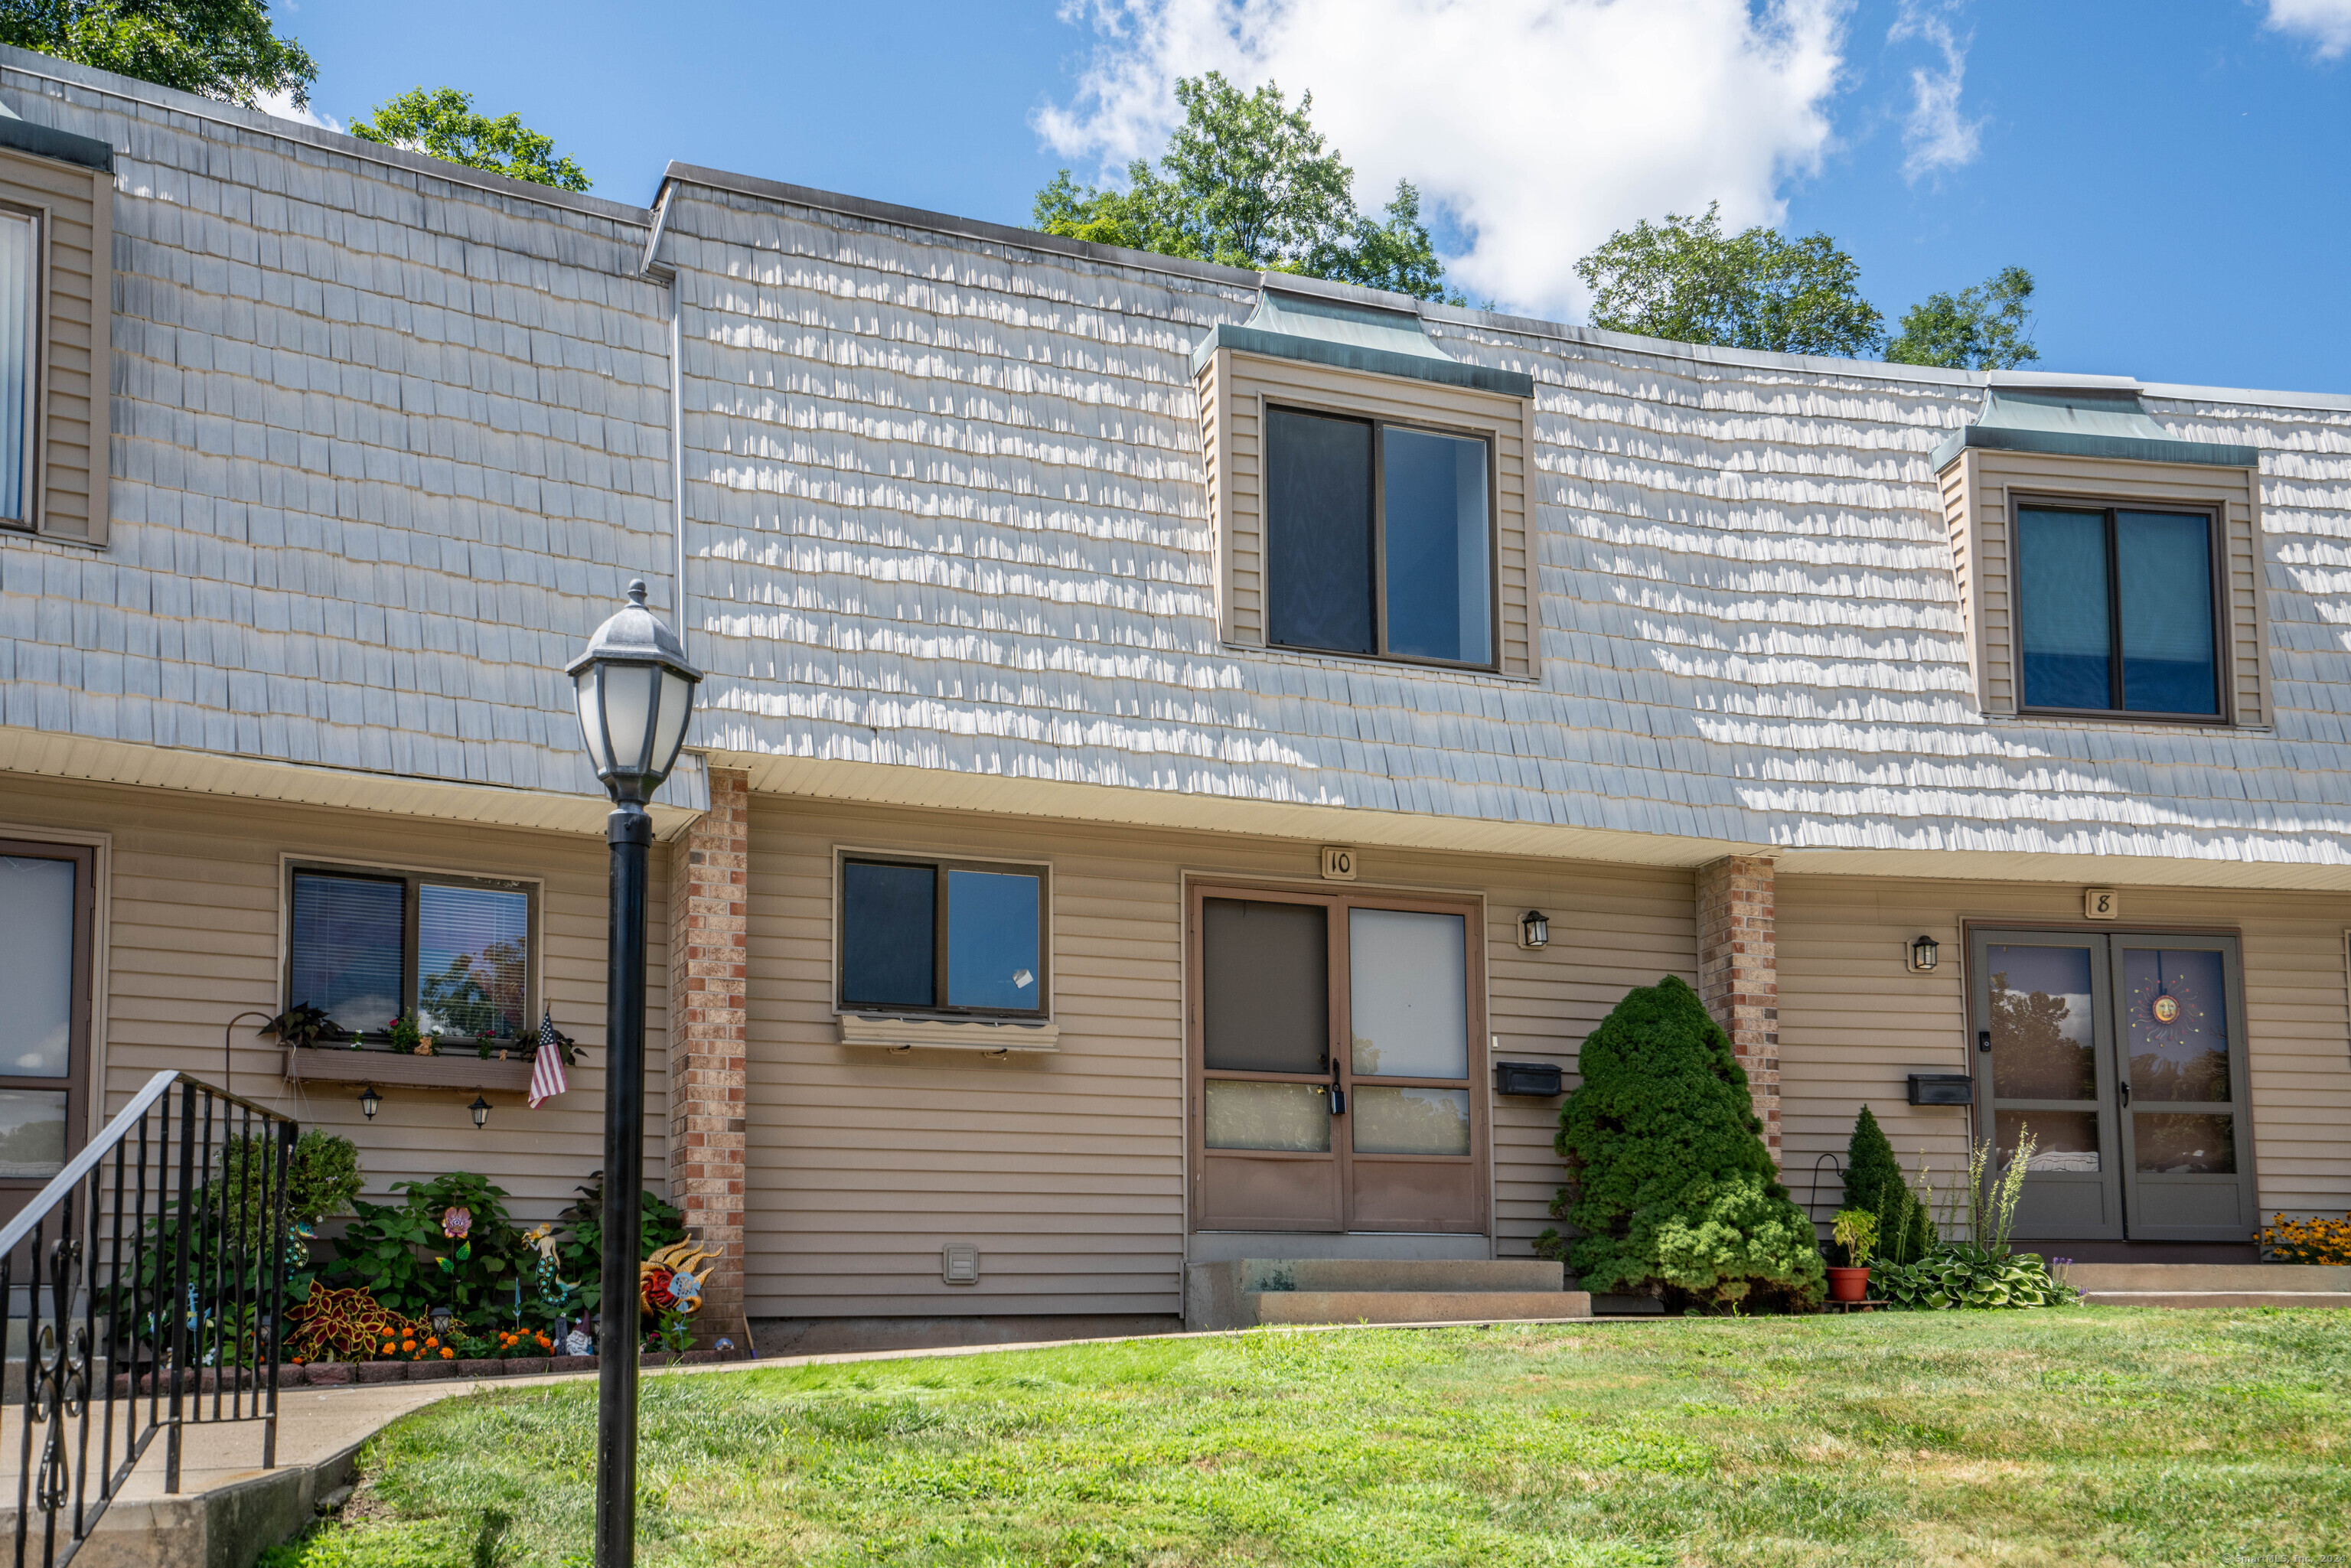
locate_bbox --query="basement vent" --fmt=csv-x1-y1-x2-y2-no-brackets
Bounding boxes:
941,1244,980,1286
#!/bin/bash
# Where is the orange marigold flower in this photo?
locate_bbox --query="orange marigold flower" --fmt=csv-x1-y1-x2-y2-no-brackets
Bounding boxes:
440,1348,455,1359
381,1341,396,1354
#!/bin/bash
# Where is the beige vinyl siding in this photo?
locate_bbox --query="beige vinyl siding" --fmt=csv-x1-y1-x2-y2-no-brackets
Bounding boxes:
0,148,106,546
742,795,1691,1317
1195,347,1534,676
1942,448,2268,725
0,773,670,1218
1778,875,2351,1219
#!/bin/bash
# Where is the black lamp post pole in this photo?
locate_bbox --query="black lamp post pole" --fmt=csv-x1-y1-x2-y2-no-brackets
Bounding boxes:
594,798,653,1568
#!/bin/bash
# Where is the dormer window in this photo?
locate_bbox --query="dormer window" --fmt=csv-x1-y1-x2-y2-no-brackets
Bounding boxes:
1932,373,2265,727
1267,407,1494,667
1194,282,1537,678
2017,502,2221,719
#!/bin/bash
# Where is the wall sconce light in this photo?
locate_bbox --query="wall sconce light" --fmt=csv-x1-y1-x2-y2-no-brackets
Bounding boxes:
1908,934,1941,973
470,1094,492,1131
358,1084,381,1120
1518,910,1550,950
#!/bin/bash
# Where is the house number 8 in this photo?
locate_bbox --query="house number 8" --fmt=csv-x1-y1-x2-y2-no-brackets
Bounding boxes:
2085,888,2118,920
1321,846,1357,882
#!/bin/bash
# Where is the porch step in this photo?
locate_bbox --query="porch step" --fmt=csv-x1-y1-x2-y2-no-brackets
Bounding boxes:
1186,1258,1590,1331
2063,1263,2351,1309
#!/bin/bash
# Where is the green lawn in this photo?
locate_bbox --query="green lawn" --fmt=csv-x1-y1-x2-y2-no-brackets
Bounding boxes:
273,1309,2351,1567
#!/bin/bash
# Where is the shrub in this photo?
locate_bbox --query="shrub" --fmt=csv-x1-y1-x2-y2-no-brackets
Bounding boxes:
1872,1244,2077,1309
321,1172,524,1324
1537,976,1824,1312
1831,1208,1878,1268
2258,1212,2351,1265
1844,1105,1934,1263
557,1169,686,1291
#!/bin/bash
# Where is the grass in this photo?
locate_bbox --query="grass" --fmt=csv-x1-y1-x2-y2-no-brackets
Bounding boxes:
266,1309,2351,1567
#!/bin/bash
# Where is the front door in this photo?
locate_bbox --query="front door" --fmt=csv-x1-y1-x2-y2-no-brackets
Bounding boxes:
1971,929,2256,1244
1189,883,1487,1235
0,841,94,1234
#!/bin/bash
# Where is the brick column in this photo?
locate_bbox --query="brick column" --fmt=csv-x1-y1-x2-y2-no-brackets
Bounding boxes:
667,766,750,1339
1696,856,1779,1162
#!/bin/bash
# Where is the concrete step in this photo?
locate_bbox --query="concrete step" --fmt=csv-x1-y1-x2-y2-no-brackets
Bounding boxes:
2081,1290,2351,1310
1250,1289,1593,1326
1186,1258,1578,1329
2063,1263,2351,1294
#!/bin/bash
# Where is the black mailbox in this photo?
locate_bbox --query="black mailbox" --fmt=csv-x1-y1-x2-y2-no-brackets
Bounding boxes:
1907,1073,1974,1107
1494,1061,1564,1097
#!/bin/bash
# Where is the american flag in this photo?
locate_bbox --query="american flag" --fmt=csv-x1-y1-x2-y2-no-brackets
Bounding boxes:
529,1009,569,1109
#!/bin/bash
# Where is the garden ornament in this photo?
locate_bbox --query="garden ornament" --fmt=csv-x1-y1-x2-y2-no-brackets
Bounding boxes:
641,1240,719,1318
564,1316,595,1358
442,1206,473,1240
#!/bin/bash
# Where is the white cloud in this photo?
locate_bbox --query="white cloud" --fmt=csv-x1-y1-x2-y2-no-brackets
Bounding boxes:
2265,0,2351,58
1887,0,1980,181
256,86,341,134
1035,0,1851,319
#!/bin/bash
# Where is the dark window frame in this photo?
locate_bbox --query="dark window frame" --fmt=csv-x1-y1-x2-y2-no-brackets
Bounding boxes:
1264,401,1503,674
835,852,1052,1021
0,838,92,1198
284,861,539,1044
2013,493,2230,725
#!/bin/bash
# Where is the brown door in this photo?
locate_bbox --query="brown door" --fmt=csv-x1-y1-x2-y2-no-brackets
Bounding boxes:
0,840,95,1233
1189,882,1487,1234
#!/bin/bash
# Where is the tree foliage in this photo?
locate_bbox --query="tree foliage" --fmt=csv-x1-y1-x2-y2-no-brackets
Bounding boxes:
1576,203,1885,358
1886,264,2039,370
1843,1103,1935,1265
1032,73,1459,303
1577,205,2040,369
351,86,589,192
1538,976,1825,1312
0,0,315,107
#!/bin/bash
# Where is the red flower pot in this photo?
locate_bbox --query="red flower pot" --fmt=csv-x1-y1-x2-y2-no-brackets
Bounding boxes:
1827,1266,1872,1303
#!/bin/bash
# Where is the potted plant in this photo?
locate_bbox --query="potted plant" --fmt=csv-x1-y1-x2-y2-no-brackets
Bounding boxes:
1828,1208,1879,1303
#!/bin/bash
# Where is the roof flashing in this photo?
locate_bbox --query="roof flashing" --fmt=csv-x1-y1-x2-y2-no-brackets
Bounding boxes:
1190,277,1534,398
1932,383,2258,471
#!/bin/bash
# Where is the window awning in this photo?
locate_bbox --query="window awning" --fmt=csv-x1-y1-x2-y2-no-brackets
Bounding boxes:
1931,378,2256,470
1191,282,1534,399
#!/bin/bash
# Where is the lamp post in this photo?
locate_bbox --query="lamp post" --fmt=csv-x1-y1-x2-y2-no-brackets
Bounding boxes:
566,579,701,1568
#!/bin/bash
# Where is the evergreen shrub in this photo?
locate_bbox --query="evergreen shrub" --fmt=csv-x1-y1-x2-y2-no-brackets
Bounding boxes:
1843,1104,1935,1264
1536,976,1824,1312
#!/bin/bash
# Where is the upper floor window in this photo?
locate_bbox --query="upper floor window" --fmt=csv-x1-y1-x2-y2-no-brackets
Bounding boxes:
0,209,37,528
288,865,534,1042
838,855,1048,1019
1266,406,1495,669
2017,502,2221,719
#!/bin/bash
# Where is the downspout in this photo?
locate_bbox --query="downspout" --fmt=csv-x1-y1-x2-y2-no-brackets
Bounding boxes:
637,182,687,670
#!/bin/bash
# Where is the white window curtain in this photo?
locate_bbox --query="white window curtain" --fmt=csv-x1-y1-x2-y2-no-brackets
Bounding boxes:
0,211,34,524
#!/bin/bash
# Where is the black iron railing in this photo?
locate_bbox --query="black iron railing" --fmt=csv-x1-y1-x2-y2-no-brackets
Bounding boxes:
3,1071,298,1568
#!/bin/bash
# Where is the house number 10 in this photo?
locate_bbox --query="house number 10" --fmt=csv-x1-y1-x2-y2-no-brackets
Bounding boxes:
1321,846,1358,882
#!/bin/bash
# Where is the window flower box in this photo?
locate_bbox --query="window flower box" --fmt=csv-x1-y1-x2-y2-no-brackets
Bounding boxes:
280,1045,536,1094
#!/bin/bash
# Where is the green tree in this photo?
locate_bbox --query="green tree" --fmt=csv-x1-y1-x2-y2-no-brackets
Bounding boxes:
1885,265,2039,369
1032,73,1459,303
1575,202,1885,358
1843,1103,1935,1265
0,0,315,108
351,86,589,192
1537,976,1825,1312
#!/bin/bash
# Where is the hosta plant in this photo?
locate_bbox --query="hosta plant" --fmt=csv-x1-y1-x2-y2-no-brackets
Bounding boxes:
1871,1244,2078,1310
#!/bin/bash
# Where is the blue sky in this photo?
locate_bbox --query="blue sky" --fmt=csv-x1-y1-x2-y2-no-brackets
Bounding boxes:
272,0,2351,394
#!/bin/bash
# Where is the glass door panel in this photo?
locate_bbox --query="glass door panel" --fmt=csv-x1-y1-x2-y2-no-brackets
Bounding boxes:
1341,904,1482,1231
1974,933,2122,1240
2110,937,2257,1240
1192,892,1342,1231
0,844,92,1239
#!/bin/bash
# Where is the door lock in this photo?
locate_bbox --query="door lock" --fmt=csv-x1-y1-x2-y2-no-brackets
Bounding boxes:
1329,1067,1346,1116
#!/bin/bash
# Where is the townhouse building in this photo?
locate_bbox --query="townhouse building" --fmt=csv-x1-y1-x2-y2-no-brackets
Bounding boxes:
2,46,2346,1338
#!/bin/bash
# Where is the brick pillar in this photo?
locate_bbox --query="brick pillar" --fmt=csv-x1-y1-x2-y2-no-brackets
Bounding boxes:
667,766,750,1340
1696,855,1779,1162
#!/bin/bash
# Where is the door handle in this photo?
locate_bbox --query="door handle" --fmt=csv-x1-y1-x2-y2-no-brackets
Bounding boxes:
2119,1081,2131,1108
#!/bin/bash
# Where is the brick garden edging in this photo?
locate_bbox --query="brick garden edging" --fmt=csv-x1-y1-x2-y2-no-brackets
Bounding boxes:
111,1348,750,1396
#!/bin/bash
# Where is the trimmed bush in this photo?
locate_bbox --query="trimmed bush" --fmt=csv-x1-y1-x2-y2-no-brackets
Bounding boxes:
1537,976,1824,1312
1843,1104,1935,1264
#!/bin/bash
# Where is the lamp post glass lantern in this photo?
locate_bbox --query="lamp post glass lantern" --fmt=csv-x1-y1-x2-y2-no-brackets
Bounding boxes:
568,579,701,1568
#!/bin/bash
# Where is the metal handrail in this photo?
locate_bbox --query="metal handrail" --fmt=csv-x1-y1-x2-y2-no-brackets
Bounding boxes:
5,1071,298,1568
